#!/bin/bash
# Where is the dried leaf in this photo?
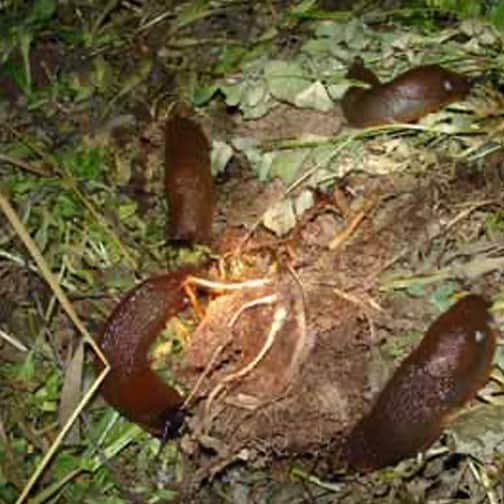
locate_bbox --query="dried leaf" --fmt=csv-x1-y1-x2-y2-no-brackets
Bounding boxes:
262,198,296,236
58,341,84,445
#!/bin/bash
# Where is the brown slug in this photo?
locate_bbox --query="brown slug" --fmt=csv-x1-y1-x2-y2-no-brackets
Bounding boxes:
96,111,216,437
165,115,215,244
97,270,195,437
341,58,471,128
344,294,498,473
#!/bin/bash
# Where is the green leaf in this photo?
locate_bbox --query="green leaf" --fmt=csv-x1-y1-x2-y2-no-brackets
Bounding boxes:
1,60,28,96
264,60,310,103
191,83,218,107
18,31,32,93
52,452,81,480
29,0,57,23
343,19,368,50
270,149,310,184
220,81,243,107
90,56,114,93
314,21,345,39
34,372,61,411
294,189,314,216
54,192,81,219
215,45,246,74
429,282,458,311
405,282,426,297
17,351,36,382
61,148,105,180
301,38,333,56
240,80,271,119
174,0,213,28
491,0,504,31
288,0,318,17
294,81,333,111
117,201,137,220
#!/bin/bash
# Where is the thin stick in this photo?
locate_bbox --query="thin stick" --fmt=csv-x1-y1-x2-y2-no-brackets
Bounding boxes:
441,200,495,236
328,196,377,250
0,329,28,352
183,283,205,320
332,286,383,313
0,154,50,177
468,460,498,504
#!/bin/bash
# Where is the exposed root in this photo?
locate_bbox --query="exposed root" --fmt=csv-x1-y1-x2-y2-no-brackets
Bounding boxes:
228,294,279,327
205,304,288,418
183,282,205,320
183,294,279,409
284,263,309,381
183,341,231,410
186,275,272,292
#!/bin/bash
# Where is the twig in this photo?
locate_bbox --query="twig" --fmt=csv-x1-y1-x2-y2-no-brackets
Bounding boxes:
0,154,51,177
468,460,498,504
441,199,496,236
328,196,377,250
0,329,29,352
183,283,205,320
332,286,383,313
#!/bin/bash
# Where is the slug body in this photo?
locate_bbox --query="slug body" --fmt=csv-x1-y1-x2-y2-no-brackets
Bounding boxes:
342,59,471,127
98,270,194,436
344,294,498,472
165,115,215,244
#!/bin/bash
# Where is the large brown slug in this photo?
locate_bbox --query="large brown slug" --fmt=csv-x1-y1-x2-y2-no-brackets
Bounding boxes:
96,112,215,437
98,270,195,437
344,294,498,472
342,58,471,128
165,115,215,244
